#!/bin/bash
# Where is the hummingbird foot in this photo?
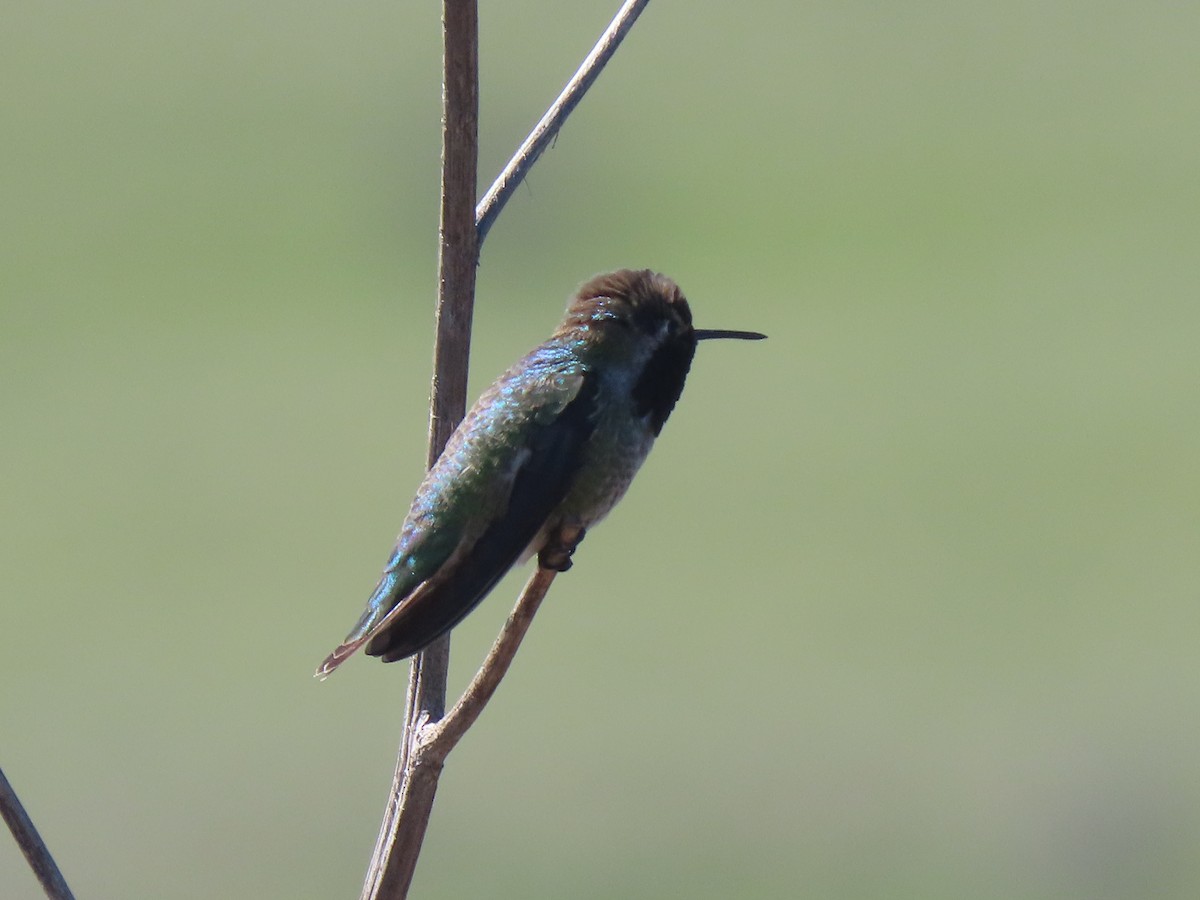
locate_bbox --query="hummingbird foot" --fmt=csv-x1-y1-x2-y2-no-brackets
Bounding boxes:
538,525,586,572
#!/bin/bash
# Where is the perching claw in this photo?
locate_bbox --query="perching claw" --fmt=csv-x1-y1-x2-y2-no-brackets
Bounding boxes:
538,525,587,572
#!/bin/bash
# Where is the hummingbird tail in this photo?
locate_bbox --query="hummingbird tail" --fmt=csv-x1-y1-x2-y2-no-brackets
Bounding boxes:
314,566,416,679
314,637,368,680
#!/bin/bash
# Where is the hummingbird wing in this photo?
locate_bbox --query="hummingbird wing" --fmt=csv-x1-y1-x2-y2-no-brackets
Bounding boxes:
316,364,598,677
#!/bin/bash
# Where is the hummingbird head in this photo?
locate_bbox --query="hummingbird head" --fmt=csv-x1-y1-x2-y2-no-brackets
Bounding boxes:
558,269,765,434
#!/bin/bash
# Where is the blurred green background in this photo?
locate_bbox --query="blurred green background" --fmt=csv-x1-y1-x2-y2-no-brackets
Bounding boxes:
4,2,1198,897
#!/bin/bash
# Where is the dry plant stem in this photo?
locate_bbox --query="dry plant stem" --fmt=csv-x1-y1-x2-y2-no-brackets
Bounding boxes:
475,0,652,245
424,567,557,755
359,1,477,898
362,570,555,900
362,1,652,896
0,766,75,900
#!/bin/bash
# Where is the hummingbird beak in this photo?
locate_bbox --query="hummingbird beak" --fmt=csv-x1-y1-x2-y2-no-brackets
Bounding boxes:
694,328,768,341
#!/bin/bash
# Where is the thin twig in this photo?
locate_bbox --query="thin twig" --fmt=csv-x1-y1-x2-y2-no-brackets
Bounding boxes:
359,2,653,896
365,568,556,900
0,766,76,900
359,1,478,898
424,567,558,755
475,0,652,247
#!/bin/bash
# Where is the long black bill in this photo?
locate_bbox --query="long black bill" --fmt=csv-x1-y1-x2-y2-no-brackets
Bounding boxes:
695,328,768,341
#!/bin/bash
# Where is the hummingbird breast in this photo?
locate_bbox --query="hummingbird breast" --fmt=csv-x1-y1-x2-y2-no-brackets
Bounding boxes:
532,362,658,550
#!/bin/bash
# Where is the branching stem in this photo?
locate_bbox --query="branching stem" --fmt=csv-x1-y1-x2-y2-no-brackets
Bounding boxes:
360,2,653,897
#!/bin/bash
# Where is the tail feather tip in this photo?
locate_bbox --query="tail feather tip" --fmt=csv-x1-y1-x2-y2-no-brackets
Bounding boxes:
314,640,360,681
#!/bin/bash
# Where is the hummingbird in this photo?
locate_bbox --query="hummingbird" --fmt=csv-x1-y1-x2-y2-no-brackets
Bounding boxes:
316,269,765,678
